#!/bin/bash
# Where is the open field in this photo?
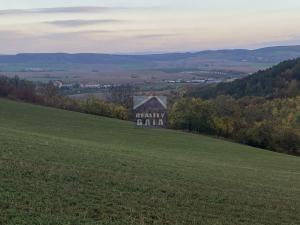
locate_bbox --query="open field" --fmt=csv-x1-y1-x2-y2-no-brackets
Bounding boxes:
0,99,300,225
1,68,240,85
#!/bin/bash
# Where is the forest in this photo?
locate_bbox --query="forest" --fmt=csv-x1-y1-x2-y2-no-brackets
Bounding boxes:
169,96,300,155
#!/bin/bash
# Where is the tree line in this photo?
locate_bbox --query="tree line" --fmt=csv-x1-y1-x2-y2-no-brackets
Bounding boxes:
168,95,300,155
0,76,129,120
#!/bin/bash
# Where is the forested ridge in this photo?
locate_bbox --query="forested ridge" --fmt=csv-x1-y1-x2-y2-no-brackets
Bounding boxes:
188,58,300,99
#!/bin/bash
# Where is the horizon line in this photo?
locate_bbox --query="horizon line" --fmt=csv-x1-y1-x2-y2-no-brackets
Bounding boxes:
1,44,300,56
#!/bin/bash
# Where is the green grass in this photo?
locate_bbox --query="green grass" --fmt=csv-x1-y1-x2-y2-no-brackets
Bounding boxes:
0,99,299,225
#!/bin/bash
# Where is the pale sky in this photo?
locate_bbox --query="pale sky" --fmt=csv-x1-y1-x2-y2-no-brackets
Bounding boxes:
0,0,300,54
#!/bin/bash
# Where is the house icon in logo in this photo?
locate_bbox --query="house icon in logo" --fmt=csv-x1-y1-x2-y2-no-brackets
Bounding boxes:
133,96,167,128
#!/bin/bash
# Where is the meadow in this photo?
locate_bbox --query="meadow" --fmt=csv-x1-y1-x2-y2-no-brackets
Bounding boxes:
0,99,299,225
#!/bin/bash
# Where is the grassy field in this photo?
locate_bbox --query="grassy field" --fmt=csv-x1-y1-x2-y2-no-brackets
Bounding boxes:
0,99,300,225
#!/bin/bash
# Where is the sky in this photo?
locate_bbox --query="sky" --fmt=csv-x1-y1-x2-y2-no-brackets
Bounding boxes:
0,0,300,54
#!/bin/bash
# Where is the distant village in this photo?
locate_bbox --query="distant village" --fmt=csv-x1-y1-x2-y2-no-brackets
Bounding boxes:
53,76,237,90
162,77,237,84
52,80,118,90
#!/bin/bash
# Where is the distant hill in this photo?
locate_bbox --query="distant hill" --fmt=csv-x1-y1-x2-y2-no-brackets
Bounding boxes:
0,98,300,224
1,45,300,73
188,57,300,99
1,45,300,64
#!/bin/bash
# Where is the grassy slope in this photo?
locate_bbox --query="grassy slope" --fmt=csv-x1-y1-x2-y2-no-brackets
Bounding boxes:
0,99,299,225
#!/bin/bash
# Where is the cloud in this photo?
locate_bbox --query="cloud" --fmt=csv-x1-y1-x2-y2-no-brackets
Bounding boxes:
135,33,180,39
0,30,31,39
0,6,124,16
0,29,114,41
45,19,125,27
0,29,116,53
39,30,114,39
